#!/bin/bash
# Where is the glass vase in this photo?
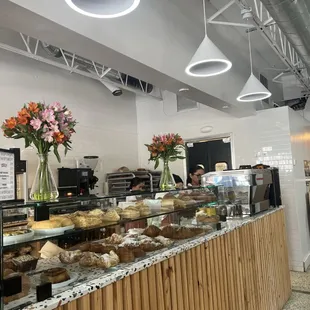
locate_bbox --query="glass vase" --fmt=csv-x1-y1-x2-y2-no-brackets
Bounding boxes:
30,153,59,201
159,159,176,191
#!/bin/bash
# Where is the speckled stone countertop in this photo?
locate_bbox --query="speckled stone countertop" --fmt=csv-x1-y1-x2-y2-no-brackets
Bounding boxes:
6,207,283,310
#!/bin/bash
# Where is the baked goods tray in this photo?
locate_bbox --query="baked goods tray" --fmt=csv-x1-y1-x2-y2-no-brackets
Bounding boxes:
3,205,200,250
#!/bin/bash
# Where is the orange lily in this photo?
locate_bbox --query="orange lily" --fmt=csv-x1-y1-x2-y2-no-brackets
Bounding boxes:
28,102,39,113
54,132,65,143
18,108,30,119
5,117,17,129
17,117,28,125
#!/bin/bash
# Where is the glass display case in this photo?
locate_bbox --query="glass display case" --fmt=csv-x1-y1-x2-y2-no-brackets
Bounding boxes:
0,188,219,310
202,168,280,216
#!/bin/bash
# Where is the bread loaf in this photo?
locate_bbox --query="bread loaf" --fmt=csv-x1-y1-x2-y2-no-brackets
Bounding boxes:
32,220,62,230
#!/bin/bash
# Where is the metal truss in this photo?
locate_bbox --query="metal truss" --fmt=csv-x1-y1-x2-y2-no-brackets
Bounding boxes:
208,0,310,92
0,32,162,100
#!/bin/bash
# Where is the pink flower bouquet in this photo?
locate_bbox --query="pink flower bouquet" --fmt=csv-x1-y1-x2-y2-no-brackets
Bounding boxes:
2,101,76,161
2,101,76,201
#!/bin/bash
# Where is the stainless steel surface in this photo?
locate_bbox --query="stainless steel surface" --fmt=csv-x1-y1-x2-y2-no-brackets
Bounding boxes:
203,169,273,216
106,171,161,194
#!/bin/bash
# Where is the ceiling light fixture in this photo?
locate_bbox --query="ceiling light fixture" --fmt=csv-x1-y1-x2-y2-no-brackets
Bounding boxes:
185,0,232,77
237,25,271,102
179,88,190,92
64,0,140,19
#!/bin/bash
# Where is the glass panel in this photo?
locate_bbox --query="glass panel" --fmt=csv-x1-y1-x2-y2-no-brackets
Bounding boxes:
2,188,219,309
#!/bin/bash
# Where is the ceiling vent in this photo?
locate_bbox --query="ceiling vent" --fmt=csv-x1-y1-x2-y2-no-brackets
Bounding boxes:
177,95,198,112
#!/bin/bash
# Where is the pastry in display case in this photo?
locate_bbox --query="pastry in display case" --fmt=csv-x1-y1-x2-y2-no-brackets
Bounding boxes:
1,187,219,310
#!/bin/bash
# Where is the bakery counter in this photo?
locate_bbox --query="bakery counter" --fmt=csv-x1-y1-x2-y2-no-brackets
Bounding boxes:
6,207,291,310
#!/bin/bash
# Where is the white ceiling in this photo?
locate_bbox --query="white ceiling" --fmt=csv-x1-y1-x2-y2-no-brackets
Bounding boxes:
0,0,286,116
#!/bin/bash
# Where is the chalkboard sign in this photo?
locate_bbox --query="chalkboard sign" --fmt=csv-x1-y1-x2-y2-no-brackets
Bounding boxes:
0,149,15,201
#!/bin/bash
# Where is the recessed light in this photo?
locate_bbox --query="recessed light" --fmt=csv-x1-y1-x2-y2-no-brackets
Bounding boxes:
222,106,229,109
179,88,190,92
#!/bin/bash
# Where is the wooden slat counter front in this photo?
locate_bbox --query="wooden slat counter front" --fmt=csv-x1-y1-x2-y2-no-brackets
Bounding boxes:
54,208,290,310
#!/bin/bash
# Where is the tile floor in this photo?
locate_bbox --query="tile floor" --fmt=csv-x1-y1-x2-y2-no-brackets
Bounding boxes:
284,268,310,309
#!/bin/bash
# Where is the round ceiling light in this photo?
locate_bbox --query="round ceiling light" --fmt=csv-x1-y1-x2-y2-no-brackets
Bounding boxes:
65,0,140,18
185,36,232,77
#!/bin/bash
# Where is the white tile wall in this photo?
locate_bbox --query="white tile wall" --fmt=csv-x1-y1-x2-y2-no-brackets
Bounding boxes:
136,93,310,271
0,49,139,195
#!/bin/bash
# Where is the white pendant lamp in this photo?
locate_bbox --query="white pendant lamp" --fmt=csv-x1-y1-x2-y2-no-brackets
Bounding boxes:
237,30,271,102
185,0,232,77
237,73,271,102
65,0,140,18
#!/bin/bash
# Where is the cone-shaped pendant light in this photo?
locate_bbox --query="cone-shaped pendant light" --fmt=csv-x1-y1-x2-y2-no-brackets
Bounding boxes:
65,0,140,18
185,0,232,77
237,73,271,102
237,28,271,102
185,36,232,77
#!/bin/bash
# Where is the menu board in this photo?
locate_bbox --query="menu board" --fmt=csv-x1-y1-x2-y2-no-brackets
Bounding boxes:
0,150,15,201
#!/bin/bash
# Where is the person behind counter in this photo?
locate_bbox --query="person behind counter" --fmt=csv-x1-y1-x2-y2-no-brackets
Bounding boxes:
173,174,183,189
186,165,205,187
130,177,145,193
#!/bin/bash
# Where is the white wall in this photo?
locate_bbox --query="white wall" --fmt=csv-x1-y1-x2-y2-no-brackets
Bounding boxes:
0,49,139,194
288,109,310,269
136,92,310,271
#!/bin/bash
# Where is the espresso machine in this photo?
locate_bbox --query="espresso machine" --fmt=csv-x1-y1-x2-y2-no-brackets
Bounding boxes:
202,168,281,216
58,156,99,197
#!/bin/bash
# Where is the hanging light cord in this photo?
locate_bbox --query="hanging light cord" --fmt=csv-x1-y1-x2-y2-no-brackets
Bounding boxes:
248,26,253,74
203,0,207,36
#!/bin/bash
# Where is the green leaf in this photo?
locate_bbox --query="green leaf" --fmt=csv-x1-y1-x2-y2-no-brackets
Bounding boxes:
24,136,32,148
154,158,159,170
53,145,61,163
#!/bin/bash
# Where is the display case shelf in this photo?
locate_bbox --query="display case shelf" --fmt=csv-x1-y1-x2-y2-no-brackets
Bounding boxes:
1,187,217,310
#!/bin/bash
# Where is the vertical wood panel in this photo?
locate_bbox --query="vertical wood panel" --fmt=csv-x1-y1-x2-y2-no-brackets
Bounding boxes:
113,279,123,310
174,254,184,310
190,246,200,310
77,294,90,310
155,263,165,310
57,210,291,310
185,250,195,310
195,245,205,310
123,276,133,310
162,259,172,310
180,252,190,310
200,243,209,309
205,241,214,310
147,265,158,310
140,269,150,310
90,290,103,310
63,300,77,310
131,272,141,310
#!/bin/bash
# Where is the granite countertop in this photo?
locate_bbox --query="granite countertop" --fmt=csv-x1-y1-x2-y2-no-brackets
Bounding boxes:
7,207,283,310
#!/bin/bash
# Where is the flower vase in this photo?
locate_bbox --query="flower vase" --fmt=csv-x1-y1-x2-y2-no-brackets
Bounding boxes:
159,159,176,191
30,154,59,201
